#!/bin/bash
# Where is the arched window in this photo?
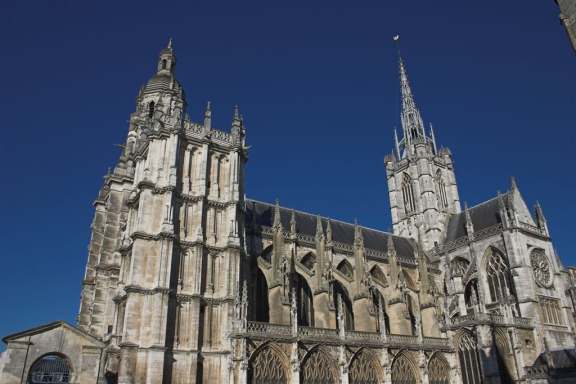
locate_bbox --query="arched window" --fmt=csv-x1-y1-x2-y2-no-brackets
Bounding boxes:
450,257,469,277
371,288,390,334
436,170,448,208
336,259,353,279
252,268,269,322
349,349,382,384
248,345,288,384
294,273,314,326
300,252,316,270
428,353,450,384
301,349,338,384
485,248,516,304
464,279,480,313
161,59,167,70
260,245,273,263
402,174,416,214
456,331,482,384
148,101,155,118
370,265,387,286
391,353,418,384
332,281,354,331
28,354,71,383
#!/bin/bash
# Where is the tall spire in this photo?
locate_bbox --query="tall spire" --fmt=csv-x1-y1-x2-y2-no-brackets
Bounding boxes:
399,54,426,147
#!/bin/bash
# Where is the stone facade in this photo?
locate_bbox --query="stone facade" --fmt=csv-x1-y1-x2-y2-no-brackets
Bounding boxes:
555,0,576,53
1,40,576,384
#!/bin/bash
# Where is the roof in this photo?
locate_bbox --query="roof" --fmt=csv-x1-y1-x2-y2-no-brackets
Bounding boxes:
2,321,103,346
445,193,509,242
246,199,416,262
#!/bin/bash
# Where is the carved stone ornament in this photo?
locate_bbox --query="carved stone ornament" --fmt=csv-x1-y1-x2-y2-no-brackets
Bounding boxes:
531,249,552,287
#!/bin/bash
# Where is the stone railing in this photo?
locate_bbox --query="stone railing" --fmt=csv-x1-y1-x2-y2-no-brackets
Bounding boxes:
235,321,449,350
429,224,503,257
299,326,338,340
518,221,547,237
245,321,293,338
450,313,532,329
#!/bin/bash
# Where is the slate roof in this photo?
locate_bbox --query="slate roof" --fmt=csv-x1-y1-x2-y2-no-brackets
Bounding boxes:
445,192,510,242
246,199,416,262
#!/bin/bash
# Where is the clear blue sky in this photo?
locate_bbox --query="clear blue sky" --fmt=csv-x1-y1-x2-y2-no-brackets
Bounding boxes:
0,1,574,344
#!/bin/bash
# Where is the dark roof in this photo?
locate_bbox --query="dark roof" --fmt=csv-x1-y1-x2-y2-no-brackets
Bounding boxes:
246,199,415,262
532,348,576,369
445,193,509,242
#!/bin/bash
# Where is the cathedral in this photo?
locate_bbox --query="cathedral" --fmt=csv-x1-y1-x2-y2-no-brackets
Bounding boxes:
1,40,576,384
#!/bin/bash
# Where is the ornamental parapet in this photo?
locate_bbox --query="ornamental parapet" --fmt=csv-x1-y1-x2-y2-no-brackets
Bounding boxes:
450,312,533,329
233,321,450,351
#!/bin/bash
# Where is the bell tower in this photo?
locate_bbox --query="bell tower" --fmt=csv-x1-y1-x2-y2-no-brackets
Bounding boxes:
384,53,461,249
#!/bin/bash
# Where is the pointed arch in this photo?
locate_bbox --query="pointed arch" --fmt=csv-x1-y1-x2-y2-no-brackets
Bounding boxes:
428,352,450,384
294,273,314,326
455,329,482,384
348,348,383,384
248,343,289,384
331,280,354,331
436,169,448,208
464,278,480,313
391,351,419,384
371,288,390,334
370,265,387,286
450,257,470,277
336,259,353,279
483,246,516,305
301,347,338,384
402,173,416,214
251,267,270,322
494,328,515,383
260,245,273,264
300,252,317,271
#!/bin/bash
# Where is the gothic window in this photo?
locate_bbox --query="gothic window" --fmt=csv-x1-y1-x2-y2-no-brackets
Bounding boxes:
464,279,480,313
456,331,483,384
261,245,273,263
530,249,552,287
332,281,354,331
294,273,314,326
391,353,418,384
248,346,289,384
370,265,387,286
402,174,416,214
301,349,338,384
252,268,270,322
539,296,564,326
372,288,390,334
436,170,448,208
28,354,71,384
336,259,353,279
349,349,382,384
485,248,516,304
450,257,469,277
161,59,167,69
148,101,155,118
300,252,316,271
428,353,450,384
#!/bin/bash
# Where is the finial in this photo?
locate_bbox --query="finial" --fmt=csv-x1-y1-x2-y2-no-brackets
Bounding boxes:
290,210,297,236
273,199,282,229
167,37,173,49
510,176,518,191
315,215,323,238
206,101,211,112
326,219,333,244
233,104,240,120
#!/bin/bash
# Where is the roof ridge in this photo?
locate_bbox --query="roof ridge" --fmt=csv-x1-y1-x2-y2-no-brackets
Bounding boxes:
246,198,399,238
